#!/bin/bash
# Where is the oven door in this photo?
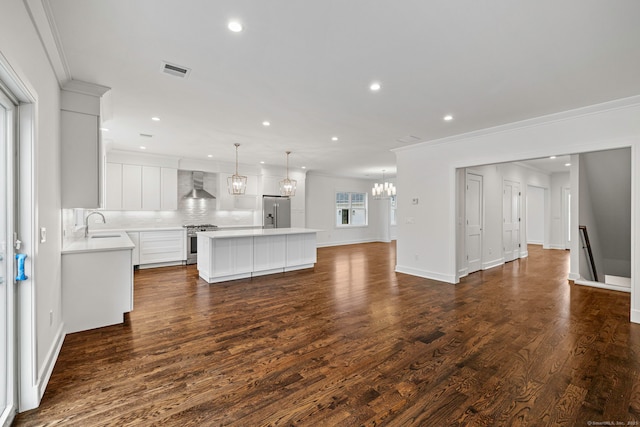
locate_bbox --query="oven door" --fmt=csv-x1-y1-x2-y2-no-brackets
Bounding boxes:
186,233,198,264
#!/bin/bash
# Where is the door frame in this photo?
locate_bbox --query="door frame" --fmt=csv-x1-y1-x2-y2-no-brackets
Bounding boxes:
0,78,17,427
0,52,38,413
503,179,521,263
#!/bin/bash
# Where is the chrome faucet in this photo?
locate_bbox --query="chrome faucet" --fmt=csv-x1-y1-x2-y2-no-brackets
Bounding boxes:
85,211,106,237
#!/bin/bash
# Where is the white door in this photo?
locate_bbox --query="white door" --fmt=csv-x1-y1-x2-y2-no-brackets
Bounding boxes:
0,89,16,426
466,173,483,274
503,180,521,262
562,188,571,250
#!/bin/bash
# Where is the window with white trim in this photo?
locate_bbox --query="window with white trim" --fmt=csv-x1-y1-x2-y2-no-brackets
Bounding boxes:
336,192,368,227
390,195,397,226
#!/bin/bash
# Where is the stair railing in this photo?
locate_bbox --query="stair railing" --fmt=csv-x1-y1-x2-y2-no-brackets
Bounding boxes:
578,225,598,282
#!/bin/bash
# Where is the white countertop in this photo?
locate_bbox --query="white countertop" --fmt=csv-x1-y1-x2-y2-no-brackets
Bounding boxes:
62,232,135,254
198,227,320,239
99,226,185,233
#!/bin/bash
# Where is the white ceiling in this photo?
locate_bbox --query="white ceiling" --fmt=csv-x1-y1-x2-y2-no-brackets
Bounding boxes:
42,0,640,177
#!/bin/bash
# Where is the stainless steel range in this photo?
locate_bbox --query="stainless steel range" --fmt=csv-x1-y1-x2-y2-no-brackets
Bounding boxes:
184,224,218,265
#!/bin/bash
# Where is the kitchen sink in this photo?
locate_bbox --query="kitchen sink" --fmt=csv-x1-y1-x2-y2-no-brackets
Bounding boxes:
90,234,121,239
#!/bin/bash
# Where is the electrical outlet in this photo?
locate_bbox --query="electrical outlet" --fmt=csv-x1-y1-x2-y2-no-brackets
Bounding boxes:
412,198,419,205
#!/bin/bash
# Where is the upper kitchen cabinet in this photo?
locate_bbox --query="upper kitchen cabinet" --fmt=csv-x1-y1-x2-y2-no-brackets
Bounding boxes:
60,81,110,208
104,151,179,211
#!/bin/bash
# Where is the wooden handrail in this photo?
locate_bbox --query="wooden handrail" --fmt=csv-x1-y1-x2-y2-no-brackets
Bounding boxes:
579,225,598,282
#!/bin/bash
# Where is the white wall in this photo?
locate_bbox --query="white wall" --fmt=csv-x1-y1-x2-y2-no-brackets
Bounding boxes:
527,185,545,245
0,0,64,409
306,172,390,247
394,96,640,323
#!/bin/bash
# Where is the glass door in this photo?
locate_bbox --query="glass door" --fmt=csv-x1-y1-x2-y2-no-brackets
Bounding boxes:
0,88,16,426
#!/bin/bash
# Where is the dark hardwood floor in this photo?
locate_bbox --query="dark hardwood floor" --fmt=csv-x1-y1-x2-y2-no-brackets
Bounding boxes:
15,243,640,426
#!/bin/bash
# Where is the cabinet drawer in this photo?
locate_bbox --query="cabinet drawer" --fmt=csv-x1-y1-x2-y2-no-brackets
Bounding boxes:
139,230,185,264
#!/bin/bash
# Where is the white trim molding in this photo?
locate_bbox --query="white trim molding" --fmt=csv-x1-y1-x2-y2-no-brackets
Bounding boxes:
574,279,631,294
395,265,457,284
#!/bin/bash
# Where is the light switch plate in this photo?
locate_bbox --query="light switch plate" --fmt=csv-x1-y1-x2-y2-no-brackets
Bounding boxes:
40,227,47,243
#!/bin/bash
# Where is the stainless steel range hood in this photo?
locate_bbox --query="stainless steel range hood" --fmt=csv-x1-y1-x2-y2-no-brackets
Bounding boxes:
182,171,216,199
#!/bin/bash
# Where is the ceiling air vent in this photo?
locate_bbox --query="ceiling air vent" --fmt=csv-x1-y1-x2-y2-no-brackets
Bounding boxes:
396,135,422,144
161,61,191,78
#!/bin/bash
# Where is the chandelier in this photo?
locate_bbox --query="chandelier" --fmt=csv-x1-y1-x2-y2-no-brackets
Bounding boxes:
371,170,396,199
279,151,297,197
227,143,247,195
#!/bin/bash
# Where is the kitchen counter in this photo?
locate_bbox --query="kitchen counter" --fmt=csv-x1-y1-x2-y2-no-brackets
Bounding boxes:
197,228,318,283
62,232,135,254
197,227,319,239
62,232,134,333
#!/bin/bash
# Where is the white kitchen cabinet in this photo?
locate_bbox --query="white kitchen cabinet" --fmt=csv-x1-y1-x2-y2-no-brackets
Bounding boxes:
105,162,123,210
61,86,109,209
142,166,161,210
285,233,317,270
61,110,100,208
105,163,178,211
62,248,133,333
253,235,286,275
198,235,254,282
139,230,185,267
127,231,140,266
122,164,143,210
161,168,178,210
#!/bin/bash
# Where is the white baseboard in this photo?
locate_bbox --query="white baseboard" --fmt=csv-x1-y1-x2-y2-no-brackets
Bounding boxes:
568,272,581,281
482,258,504,270
38,323,65,402
395,265,457,284
631,309,640,324
574,279,631,293
549,244,568,250
527,240,543,245
20,322,65,412
520,250,529,258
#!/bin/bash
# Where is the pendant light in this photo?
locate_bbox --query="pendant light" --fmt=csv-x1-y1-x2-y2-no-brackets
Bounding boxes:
279,151,297,197
371,170,396,199
227,143,247,195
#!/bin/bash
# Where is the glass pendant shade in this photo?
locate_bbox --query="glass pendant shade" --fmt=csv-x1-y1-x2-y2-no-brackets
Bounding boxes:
371,170,396,199
227,143,247,195
279,151,297,197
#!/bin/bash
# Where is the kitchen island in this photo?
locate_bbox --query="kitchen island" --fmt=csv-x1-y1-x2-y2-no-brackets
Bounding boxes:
197,228,318,283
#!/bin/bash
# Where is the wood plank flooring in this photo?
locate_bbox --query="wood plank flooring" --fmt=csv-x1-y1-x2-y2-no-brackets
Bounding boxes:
15,243,640,426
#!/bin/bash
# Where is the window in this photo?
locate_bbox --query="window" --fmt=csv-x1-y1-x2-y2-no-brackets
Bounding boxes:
336,192,368,227
390,195,397,226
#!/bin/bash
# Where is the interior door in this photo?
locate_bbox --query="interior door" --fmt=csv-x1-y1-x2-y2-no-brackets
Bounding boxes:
503,180,521,262
466,173,483,274
0,88,16,426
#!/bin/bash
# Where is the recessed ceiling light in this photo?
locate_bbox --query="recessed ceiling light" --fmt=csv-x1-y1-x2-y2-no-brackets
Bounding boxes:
100,127,109,132
443,115,453,121
151,117,160,121
260,161,265,164
207,154,213,158
331,136,338,141
262,121,271,127
228,21,243,32
301,166,306,169
370,82,381,91
140,146,146,150
550,156,557,159
565,163,571,167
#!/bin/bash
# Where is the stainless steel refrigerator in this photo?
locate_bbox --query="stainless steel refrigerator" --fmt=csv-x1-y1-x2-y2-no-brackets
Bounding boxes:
263,196,291,228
